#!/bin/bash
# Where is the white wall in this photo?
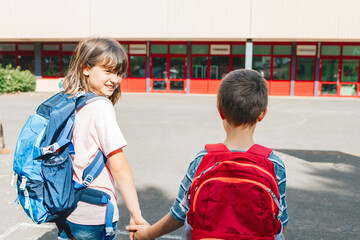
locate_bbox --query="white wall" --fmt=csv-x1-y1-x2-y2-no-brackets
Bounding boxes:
1,0,360,41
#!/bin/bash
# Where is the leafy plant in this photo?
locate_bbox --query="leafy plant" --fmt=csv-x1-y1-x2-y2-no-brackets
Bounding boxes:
0,64,36,93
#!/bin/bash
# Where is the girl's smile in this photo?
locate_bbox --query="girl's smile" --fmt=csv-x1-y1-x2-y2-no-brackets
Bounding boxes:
84,66,122,97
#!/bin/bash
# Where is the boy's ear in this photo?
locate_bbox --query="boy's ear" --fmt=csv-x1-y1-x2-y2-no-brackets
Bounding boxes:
257,108,267,122
217,105,226,120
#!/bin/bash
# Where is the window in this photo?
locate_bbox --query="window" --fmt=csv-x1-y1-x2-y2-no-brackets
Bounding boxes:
42,43,77,77
231,45,245,70
210,56,229,79
127,43,147,78
296,58,314,80
253,43,292,81
192,56,208,79
191,43,245,80
0,43,34,72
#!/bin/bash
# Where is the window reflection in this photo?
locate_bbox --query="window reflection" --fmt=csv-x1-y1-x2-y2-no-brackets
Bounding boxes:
273,57,291,80
43,56,60,76
340,84,357,96
210,56,229,79
18,55,35,73
0,55,16,68
170,57,185,79
252,56,270,80
322,59,339,82
232,57,245,71
62,55,71,76
296,58,314,80
342,59,359,82
321,84,337,95
192,57,208,79
130,56,145,78
152,57,167,79
170,81,184,90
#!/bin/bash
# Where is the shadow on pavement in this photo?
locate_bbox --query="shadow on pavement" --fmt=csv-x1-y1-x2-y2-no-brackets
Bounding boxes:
38,150,360,240
38,187,181,240
276,149,360,240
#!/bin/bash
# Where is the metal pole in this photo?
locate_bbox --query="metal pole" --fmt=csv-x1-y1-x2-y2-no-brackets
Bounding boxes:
0,117,5,150
0,117,10,154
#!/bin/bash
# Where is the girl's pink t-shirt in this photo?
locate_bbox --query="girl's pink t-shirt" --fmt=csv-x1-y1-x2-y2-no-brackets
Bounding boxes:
67,98,127,225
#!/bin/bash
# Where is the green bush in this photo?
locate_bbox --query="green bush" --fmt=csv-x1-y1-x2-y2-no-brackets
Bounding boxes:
0,64,36,93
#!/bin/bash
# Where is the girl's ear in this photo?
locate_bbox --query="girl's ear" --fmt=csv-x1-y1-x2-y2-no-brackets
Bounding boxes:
83,67,90,77
257,107,267,122
217,105,226,120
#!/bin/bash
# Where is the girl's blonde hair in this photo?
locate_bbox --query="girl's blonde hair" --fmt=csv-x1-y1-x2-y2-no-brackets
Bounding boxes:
63,37,128,105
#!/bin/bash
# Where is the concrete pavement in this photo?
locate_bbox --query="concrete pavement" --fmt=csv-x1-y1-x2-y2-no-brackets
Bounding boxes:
0,92,359,239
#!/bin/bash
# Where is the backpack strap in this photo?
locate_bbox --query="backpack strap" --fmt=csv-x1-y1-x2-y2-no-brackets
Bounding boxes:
247,144,273,158
205,143,230,153
73,150,106,189
79,188,116,237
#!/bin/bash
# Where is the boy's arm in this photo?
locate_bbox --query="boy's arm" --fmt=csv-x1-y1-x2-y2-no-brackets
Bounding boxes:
283,226,287,237
108,149,149,239
127,213,184,240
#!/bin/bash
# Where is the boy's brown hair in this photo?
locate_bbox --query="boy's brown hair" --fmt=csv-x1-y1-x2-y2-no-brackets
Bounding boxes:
217,69,268,127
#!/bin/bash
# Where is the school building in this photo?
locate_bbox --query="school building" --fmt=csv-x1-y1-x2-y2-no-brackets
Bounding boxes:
1,0,360,98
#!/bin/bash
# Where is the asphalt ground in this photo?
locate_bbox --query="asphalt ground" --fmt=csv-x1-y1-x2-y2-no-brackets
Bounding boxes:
0,92,359,240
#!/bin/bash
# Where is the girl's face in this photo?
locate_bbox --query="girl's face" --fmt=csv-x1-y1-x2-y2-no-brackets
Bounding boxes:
84,66,122,97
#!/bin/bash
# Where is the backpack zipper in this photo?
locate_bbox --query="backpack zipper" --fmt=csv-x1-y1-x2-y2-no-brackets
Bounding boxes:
193,177,276,215
195,161,279,196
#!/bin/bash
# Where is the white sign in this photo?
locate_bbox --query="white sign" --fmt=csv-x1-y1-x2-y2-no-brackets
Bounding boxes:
296,45,316,56
129,44,147,54
210,45,230,55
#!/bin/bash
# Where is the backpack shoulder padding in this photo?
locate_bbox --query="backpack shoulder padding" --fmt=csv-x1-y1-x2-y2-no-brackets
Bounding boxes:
205,143,230,153
247,144,273,158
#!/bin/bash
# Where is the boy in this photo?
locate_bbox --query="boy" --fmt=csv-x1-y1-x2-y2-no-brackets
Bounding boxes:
127,69,289,239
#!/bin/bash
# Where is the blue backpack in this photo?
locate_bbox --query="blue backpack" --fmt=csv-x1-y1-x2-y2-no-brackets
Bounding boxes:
13,91,116,237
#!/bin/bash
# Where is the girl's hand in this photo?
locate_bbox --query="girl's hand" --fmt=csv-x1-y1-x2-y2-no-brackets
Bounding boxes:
129,215,150,240
127,224,153,240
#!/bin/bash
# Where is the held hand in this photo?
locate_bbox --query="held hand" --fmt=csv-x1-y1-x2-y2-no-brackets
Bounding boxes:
129,215,150,240
130,214,150,226
126,224,152,240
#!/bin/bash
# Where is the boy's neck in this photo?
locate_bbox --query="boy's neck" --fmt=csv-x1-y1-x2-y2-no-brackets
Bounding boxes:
223,121,256,151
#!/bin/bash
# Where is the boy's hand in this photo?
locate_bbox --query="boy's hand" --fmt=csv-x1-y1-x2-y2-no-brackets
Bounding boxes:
126,224,152,240
129,214,150,240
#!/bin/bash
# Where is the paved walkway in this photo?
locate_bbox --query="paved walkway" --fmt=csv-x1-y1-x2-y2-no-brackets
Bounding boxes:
0,93,359,239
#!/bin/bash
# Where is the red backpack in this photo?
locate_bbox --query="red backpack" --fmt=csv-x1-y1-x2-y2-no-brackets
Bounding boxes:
186,144,282,240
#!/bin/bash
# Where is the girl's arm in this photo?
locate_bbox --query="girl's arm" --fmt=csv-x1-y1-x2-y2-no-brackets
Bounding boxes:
108,148,149,239
127,213,184,240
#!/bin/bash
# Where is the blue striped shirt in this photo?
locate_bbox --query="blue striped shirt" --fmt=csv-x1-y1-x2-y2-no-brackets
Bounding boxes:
170,149,289,228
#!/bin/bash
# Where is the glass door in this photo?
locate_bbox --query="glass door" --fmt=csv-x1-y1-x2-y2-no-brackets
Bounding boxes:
151,57,167,90
169,57,186,91
320,58,340,95
151,56,186,92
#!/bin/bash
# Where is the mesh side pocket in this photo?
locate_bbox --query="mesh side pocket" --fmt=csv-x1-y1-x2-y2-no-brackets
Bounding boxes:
41,150,75,216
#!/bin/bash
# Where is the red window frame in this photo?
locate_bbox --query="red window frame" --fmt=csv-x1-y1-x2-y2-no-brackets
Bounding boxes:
41,42,77,78
0,43,35,71
319,42,360,98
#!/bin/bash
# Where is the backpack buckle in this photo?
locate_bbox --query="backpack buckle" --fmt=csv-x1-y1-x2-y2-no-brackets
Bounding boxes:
105,227,116,236
83,174,93,186
41,143,60,155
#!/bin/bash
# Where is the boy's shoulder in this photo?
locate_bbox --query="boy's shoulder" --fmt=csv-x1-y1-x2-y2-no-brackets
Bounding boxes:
192,147,286,174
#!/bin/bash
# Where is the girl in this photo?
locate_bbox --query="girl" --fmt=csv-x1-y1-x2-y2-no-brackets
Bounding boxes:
58,38,148,240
